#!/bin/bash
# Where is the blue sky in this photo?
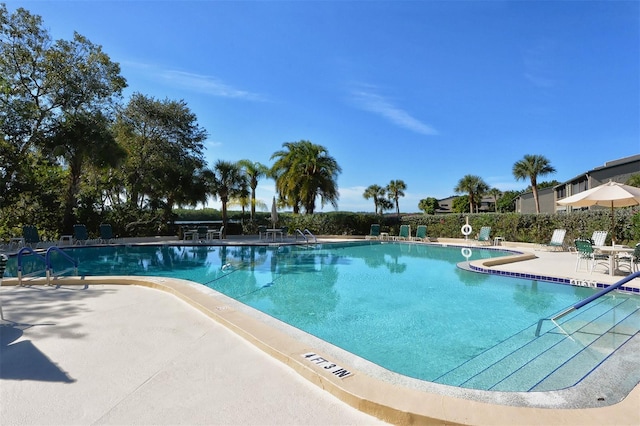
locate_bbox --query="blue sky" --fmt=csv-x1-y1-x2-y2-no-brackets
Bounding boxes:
9,1,640,212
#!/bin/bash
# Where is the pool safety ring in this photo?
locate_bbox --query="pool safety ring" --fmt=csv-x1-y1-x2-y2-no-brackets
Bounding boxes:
461,224,473,236
461,247,472,258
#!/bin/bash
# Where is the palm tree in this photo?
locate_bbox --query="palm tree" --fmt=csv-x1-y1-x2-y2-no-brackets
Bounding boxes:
237,160,269,221
487,187,502,212
210,160,246,236
454,175,489,213
386,180,407,216
363,184,387,215
270,140,341,214
512,154,556,214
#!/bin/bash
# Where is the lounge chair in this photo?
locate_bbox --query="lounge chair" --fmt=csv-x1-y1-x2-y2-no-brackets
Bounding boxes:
413,225,429,242
591,230,608,247
394,224,410,241
22,225,44,249
365,224,381,240
73,224,90,245
98,223,115,244
476,226,491,246
539,229,566,251
574,239,609,274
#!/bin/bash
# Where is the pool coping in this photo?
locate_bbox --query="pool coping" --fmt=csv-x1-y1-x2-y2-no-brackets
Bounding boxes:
3,273,639,426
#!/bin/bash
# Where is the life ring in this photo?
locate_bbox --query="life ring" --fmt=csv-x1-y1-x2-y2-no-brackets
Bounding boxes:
461,248,472,258
461,224,473,236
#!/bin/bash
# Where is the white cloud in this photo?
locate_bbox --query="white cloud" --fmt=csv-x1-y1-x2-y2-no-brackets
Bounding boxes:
348,85,438,136
122,60,265,101
159,70,266,101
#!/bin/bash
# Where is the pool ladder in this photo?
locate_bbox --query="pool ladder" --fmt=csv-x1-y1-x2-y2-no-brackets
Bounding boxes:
295,228,317,244
16,246,79,286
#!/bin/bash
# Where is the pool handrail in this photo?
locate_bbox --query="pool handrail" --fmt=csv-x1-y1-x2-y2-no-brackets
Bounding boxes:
303,229,317,243
17,246,47,285
45,246,79,285
535,270,640,336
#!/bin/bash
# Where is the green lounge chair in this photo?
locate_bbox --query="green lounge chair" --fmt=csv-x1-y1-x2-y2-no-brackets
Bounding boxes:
99,224,114,244
476,226,491,246
413,225,429,242
73,224,90,245
365,224,381,240
394,224,410,241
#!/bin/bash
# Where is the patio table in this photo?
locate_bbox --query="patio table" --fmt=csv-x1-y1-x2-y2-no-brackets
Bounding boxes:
594,245,634,276
266,228,284,242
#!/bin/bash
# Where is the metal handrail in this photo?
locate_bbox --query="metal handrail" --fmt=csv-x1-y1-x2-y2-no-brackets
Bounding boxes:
303,229,317,243
535,271,640,336
17,246,47,285
295,228,307,242
45,246,78,285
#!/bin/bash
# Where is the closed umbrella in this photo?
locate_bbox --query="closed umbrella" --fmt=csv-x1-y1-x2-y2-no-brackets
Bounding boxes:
271,197,278,228
557,181,640,241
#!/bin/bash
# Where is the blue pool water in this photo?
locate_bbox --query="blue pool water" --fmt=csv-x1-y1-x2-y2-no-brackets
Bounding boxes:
8,242,639,391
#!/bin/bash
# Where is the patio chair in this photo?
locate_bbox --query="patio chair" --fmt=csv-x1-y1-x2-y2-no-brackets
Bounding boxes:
98,223,115,244
590,230,608,247
208,226,224,240
196,226,208,241
258,225,267,240
574,239,609,274
394,224,410,241
539,229,566,251
617,243,640,273
476,226,491,246
365,224,381,240
413,225,429,242
73,224,90,245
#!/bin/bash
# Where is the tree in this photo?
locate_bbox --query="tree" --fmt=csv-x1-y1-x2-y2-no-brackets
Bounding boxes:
387,180,407,216
512,154,556,214
270,140,341,214
627,174,640,187
210,160,246,236
452,195,470,213
363,184,387,215
496,190,521,213
49,112,125,231
115,93,208,225
487,188,502,212
454,175,489,213
237,159,269,221
0,6,127,232
418,197,439,214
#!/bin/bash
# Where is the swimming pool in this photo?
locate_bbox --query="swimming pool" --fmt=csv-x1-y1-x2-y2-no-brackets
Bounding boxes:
9,242,640,392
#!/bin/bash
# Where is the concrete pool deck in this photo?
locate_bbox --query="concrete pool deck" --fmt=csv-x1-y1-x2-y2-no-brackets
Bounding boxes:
1,237,639,425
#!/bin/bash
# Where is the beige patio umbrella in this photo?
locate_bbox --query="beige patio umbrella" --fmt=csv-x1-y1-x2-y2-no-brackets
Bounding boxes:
557,181,640,241
270,196,278,228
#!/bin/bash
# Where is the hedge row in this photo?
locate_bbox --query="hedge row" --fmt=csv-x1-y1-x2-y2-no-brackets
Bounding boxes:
265,209,639,245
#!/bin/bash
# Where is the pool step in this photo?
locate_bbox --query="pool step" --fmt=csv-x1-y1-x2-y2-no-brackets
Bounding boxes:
436,295,639,391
